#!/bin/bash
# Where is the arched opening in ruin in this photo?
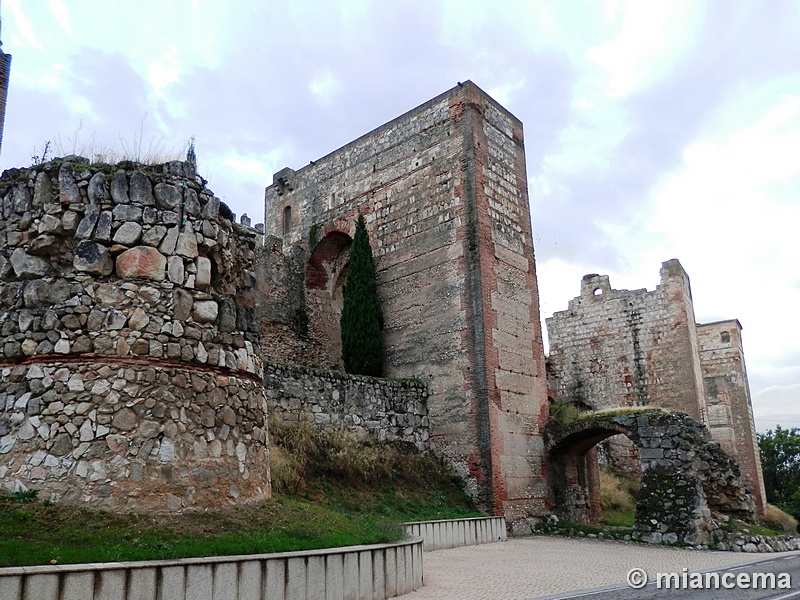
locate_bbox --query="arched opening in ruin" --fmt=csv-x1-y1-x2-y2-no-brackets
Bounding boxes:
548,421,633,524
305,231,352,369
547,410,757,544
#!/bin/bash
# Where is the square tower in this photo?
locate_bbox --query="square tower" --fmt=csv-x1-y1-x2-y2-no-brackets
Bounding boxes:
264,81,550,520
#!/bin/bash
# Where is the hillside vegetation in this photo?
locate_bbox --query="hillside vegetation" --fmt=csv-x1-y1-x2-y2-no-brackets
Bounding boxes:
0,421,479,567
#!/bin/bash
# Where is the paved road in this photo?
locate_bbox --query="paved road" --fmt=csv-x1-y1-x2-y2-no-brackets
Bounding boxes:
548,555,800,600
392,536,800,600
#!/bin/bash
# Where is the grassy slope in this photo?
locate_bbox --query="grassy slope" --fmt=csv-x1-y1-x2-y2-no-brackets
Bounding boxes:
0,430,480,567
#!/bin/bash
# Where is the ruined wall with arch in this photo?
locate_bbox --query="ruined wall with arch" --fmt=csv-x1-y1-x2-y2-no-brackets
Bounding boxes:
547,410,756,545
0,158,269,512
546,260,766,515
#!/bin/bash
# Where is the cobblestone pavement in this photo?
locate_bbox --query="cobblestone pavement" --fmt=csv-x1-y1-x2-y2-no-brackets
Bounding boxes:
393,536,799,600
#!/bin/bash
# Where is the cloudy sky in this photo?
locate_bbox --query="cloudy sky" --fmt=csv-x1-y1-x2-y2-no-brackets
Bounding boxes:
1,1,798,432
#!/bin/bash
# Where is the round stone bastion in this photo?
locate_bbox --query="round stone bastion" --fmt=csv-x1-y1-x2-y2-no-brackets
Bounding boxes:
0,157,270,512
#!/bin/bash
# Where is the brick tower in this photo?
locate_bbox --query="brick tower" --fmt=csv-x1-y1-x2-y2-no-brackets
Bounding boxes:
264,82,551,522
0,8,12,156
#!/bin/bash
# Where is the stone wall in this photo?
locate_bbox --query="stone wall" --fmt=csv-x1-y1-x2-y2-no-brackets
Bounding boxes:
262,81,550,521
546,260,766,516
0,158,269,511
546,260,707,420
547,410,756,546
264,362,429,450
254,236,329,368
0,537,424,600
697,320,767,514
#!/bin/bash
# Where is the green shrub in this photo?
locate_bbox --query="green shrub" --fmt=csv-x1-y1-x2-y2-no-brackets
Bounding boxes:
340,214,383,376
547,399,588,426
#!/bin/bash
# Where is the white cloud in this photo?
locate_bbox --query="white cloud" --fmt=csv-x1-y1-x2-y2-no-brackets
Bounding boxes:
5,0,40,48
754,383,800,432
49,0,72,36
221,155,270,181
641,91,800,269
309,72,342,105
146,45,183,96
586,0,701,97
488,78,526,107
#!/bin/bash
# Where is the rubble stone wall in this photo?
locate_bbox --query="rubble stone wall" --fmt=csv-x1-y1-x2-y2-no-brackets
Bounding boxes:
546,260,766,516
254,236,325,368
264,362,429,450
547,410,756,546
0,158,269,511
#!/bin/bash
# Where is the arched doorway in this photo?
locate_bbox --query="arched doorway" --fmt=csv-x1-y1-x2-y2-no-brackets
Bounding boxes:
546,409,757,545
305,231,352,369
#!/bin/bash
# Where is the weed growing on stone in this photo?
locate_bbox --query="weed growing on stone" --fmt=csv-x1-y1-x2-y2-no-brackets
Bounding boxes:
268,416,480,521
599,468,639,527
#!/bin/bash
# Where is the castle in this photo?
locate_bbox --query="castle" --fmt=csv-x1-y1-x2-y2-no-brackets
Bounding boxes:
547,261,767,517
0,82,765,540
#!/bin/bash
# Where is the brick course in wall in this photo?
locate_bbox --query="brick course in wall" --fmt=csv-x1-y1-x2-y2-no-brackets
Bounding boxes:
262,81,550,520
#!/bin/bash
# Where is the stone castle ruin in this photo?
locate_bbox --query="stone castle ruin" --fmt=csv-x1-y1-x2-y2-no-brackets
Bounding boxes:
0,159,269,511
0,81,766,543
547,260,767,518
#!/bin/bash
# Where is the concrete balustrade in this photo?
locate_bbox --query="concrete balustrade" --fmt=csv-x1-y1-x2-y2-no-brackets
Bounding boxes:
403,517,506,551
0,537,423,600
0,517,505,599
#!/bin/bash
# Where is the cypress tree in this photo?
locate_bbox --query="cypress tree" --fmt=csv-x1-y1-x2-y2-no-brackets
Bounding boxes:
340,214,383,376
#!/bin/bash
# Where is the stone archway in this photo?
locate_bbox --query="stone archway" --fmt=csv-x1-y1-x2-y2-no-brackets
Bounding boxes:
305,231,352,369
547,409,756,545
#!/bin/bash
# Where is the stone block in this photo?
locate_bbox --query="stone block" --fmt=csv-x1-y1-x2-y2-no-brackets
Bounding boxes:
58,165,81,204
195,256,211,289
116,246,166,281
127,568,157,600
73,240,113,275
154,182,181,210
238,560,262,600
286,557,307,599
193,300,218,324
10,248,48,279
186,564,212,600
160,566,186,600
210,562,238,599
176,225,199,259
110,171,129,203
130,171,154,206
167,255,185,285
96,569,127,600
265,560,286,600
159,227,179,255
358,550,373,600
87,172,106,204
307,555,326,600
